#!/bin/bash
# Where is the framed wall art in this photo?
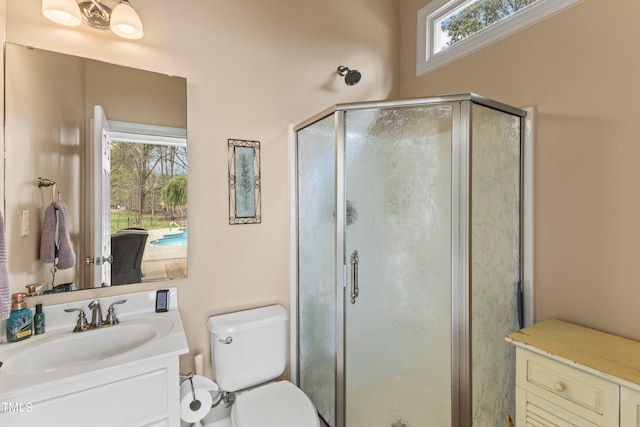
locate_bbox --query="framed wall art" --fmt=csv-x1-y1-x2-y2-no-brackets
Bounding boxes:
228,139,261,224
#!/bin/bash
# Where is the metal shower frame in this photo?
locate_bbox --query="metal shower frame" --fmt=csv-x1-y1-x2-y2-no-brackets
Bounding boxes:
290,93,527,427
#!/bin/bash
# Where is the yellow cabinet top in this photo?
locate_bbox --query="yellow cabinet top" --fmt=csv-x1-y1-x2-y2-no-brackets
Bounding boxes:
506,319,640,387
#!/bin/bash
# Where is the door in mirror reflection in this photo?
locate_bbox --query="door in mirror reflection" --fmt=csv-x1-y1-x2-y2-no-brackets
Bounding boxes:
93,105,112,286
94,113,188,286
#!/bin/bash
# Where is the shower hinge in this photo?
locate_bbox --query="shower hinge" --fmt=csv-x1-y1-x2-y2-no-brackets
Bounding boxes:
516,281,524,330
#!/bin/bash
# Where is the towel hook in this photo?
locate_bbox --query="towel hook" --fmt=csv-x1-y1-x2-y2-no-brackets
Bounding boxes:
37,177,56,188
37,177,60,202
54,184,61,202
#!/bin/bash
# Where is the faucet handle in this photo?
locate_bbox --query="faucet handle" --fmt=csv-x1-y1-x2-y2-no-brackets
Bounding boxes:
64,308,89,332
104,300,127,325
110,299,127,307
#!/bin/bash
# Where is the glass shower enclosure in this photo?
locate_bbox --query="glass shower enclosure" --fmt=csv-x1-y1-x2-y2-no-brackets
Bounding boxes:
294,94,525,427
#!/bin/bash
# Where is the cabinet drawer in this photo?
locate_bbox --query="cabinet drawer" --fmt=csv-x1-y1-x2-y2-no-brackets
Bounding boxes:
516,349,619,426
516,387,599,427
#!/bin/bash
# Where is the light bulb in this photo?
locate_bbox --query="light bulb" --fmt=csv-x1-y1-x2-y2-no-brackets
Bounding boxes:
110,1,144,39
42,0,82,27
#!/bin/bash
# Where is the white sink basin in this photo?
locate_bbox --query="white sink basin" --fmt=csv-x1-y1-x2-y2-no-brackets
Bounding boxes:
1,317,174,375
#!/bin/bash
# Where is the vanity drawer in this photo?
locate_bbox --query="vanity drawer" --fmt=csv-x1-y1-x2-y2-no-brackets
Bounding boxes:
516,348,619,426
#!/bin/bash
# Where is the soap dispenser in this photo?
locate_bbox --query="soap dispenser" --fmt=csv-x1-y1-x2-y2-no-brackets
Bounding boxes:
5,292,33,342
34,303,45,335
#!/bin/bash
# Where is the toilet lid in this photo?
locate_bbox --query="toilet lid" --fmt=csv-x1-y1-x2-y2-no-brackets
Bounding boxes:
232,381,319,427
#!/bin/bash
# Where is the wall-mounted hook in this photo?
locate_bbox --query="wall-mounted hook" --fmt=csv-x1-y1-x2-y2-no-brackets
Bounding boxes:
37,177,61,202
37,177,56,188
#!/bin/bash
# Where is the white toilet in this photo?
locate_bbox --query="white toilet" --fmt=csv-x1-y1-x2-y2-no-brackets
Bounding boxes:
207,304,320,427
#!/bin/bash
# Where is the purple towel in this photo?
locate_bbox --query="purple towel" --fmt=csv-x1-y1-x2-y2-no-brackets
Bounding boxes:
39,202,76,269
55,202,75,269
0,211,11,320
40,203,57,264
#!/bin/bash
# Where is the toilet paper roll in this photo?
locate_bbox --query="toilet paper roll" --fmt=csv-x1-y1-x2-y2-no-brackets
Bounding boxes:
180,387,211,423
179,375,219,423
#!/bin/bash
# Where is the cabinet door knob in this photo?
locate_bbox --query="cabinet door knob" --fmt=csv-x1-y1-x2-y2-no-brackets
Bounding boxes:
555,381,567,392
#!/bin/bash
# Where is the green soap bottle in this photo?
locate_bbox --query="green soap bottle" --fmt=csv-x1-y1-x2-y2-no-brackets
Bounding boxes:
6,292,33,342
34,303,45,335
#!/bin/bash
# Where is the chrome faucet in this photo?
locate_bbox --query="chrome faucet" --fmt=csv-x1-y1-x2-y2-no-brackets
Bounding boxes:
88,300,104,328
65,299,127,332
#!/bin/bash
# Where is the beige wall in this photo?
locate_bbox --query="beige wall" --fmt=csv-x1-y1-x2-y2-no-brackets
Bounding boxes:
0,0,5,220
5,0,399,378
401,0,640,340
5,44,85,290
84,59,187,127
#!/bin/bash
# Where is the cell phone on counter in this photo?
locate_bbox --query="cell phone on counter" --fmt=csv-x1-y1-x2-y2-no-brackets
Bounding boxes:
156,289,170,312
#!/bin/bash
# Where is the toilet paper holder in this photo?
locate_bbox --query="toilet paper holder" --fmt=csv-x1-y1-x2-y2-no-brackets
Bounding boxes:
179,372,224,409
186,374,202,411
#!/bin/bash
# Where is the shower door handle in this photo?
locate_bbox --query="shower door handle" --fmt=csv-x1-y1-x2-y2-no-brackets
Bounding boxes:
350,250,359,304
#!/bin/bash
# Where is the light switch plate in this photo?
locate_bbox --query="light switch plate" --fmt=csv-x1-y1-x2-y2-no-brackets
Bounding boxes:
20,210,29,236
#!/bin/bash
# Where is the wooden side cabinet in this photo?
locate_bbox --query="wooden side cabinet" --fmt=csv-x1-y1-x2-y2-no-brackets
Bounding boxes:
621,387,640,427
507,319,640,427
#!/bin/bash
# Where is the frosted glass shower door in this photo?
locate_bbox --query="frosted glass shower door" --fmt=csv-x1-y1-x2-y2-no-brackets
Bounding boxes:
297,114,337,425
343,106,454,427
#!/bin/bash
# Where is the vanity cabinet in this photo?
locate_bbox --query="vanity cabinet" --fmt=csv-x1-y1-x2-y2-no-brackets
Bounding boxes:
0,289,188,427
0,356,180,426
507,319,640,427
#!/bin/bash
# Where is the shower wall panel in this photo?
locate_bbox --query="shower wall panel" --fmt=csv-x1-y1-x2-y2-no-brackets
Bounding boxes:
470,104,521,425
297,115,337,425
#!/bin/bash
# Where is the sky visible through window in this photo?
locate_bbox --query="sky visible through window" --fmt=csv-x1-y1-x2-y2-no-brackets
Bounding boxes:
435,0,537,53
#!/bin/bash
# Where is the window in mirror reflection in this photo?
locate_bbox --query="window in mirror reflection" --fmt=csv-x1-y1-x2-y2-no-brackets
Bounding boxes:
109,139,187,285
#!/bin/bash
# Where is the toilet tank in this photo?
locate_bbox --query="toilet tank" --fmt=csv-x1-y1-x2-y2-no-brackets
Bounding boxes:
208,304,288,392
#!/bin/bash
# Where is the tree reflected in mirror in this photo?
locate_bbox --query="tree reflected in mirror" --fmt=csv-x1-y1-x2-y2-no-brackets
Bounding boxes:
110,140,187,283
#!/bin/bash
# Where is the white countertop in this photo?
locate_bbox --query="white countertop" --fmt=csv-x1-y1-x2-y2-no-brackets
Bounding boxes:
0,287,189,397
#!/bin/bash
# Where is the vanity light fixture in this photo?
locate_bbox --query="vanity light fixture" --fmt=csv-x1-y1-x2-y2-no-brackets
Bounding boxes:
42,0,144,40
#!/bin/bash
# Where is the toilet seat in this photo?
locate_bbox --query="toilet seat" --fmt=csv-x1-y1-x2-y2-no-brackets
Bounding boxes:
231,380,320,427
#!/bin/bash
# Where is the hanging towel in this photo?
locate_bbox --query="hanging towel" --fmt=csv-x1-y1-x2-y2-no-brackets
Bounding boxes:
0,211,11,320
40,203,57,264
40,201,76,269
55,201,75,269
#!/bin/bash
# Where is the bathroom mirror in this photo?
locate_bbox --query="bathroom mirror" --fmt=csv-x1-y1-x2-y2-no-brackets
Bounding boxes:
4,43,188,293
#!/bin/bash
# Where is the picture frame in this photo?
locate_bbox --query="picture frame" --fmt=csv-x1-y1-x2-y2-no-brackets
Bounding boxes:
228,139,261,224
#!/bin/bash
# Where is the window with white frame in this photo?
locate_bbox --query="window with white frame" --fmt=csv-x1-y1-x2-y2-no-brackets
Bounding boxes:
417,0,582,76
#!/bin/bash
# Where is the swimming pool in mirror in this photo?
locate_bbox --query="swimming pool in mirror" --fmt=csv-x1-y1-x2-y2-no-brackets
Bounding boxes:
150,229,187,247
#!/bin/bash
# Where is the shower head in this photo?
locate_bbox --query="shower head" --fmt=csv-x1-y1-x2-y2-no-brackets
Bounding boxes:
337,65,361,86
